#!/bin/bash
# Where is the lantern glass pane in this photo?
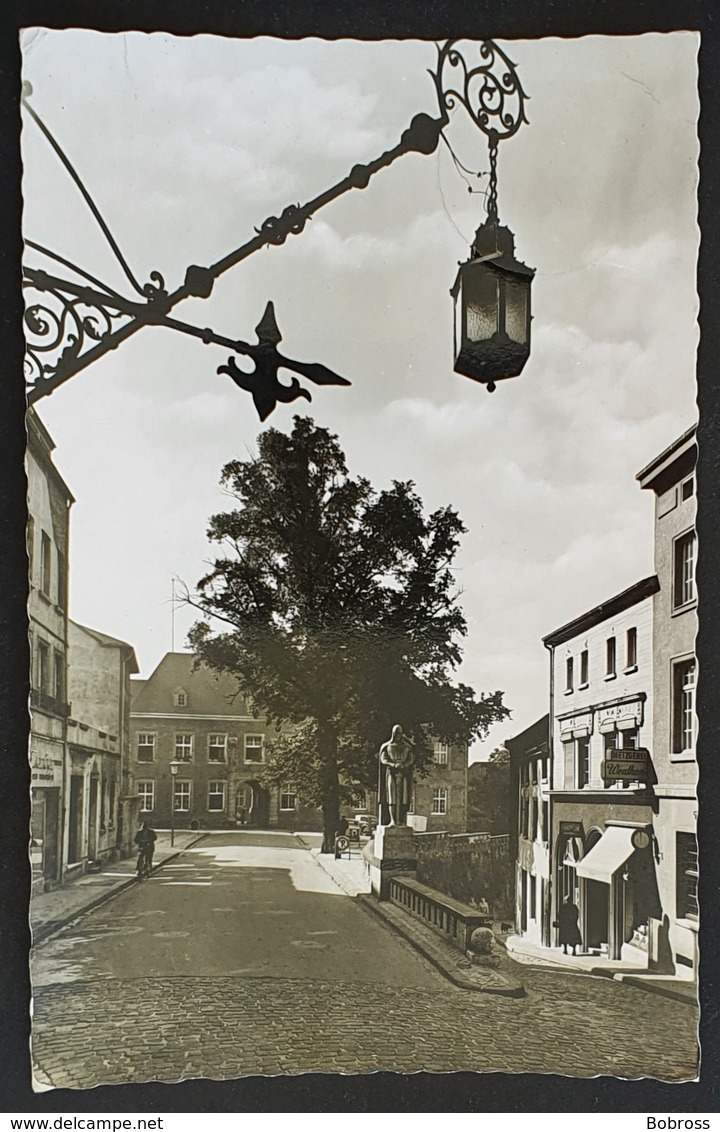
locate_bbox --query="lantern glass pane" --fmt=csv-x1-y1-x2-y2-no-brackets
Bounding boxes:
454,290,462,358
505,277,528,345
465,269,498,342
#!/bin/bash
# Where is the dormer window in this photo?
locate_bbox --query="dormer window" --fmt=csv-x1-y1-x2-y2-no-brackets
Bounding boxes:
173,688,188,708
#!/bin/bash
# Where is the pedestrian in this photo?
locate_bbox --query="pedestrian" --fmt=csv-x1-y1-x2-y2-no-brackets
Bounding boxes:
336,814,349,837
134,820,157,872
557,897,582,956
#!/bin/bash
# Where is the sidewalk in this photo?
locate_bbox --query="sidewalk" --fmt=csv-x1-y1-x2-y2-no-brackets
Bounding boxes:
31,831,206,944
296,833,525,997
295,833,372,898
505,933,697,1005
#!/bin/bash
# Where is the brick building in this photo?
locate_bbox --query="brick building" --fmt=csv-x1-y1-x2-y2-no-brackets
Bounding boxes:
129,653,322,831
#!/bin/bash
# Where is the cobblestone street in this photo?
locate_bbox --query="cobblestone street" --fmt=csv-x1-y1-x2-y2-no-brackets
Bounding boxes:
31,833,699,1088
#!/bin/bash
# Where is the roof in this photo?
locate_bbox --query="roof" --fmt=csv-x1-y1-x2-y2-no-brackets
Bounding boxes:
26,407,76,505
70,620,139,673
543,575,659,648
506,714,549,762
636,424,697,494
130,652,253,718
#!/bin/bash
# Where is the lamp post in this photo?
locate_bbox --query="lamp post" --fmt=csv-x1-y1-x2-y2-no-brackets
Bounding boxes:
21,38,532,414
169,759,181,848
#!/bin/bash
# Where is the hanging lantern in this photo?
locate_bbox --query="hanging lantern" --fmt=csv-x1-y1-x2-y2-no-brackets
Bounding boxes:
451,217,535,392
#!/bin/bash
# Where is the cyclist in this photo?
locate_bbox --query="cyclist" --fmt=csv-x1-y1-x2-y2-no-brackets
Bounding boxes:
134,820,157,879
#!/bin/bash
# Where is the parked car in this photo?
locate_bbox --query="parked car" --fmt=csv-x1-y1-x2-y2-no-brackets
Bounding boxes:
350,813,376,839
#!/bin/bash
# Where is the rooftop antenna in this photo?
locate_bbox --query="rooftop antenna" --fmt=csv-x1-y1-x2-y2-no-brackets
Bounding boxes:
171,578,176,652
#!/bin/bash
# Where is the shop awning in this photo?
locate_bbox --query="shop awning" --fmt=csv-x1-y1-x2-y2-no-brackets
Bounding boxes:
576,825,635,884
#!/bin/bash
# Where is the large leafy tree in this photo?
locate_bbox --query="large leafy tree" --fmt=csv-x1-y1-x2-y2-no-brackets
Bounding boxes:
189,416,509,850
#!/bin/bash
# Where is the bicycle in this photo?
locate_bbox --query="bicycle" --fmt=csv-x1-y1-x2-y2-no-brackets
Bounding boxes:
136,844,153,880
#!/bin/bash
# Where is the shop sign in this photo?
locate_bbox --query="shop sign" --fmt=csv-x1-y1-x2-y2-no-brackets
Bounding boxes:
559,820,584,837
601,747,650,783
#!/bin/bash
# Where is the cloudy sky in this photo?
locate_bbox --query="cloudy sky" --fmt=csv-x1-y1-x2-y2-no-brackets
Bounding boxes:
20,30,699,758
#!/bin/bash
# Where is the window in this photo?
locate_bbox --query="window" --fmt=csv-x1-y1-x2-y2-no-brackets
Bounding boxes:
173,689,188,707
579,650,588,686
109,780,116,826
605,636,616,678
137,733,156,762
626,627,638,670
530,874,537,920
138,781,155,812
562,740,574,790
433,740,449,765
621,728,638,750
208,781,226,811
672,659,696,754
36,639,49,693
27,516,35,584
174,733,193,761
576,736,590,788
174,780,192,811
673,531,696,609
244,735,264,763
40,531,52,597
57,551,67,610
565,656,574,693
681,476,695,501
280,786,297,811
208,734,227,762
542,799,549,843
431,787,448,815
676,832,698,921
530,785,538,841
52,649,64,702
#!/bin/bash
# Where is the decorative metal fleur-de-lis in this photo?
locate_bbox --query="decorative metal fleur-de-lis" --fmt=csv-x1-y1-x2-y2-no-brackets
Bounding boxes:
218,302,351,422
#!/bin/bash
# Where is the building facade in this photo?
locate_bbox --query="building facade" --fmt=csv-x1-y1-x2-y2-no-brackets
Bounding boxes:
67,621,140,865
543,578,658,962
467,758,511,836
409,738,468,833
507,715,550,946
637,426,698,977
27,409,73,891
129,653,322,832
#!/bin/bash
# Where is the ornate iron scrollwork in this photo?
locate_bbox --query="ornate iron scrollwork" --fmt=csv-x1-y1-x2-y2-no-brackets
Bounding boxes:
254,203,308,246
433,39,529,143
23,277,130,392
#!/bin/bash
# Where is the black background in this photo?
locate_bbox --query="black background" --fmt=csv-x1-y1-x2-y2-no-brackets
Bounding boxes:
1,0,718,1114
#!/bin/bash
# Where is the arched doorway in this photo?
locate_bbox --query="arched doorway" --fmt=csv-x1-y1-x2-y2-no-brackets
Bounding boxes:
583,828,609,952
235,781,270,828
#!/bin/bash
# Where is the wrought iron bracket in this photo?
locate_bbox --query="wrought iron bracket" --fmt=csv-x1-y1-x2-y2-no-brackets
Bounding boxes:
22,40,527,416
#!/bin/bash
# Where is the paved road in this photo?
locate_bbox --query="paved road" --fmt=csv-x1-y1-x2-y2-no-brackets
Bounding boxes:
31,832,699,1087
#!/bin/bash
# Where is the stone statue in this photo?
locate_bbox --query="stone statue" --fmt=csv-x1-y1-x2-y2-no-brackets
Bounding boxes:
378,725,415,826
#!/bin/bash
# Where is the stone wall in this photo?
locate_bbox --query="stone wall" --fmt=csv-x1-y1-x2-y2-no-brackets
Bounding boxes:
415,831,513,920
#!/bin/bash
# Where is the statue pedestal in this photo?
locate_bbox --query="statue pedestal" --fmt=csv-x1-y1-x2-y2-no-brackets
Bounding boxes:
366,823,417,901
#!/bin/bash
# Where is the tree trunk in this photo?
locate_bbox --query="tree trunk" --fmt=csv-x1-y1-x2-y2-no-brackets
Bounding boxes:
317,722,341,854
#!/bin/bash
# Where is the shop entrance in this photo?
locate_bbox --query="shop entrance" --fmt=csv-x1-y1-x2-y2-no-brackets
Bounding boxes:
585,878,610,951
583,829,609,952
